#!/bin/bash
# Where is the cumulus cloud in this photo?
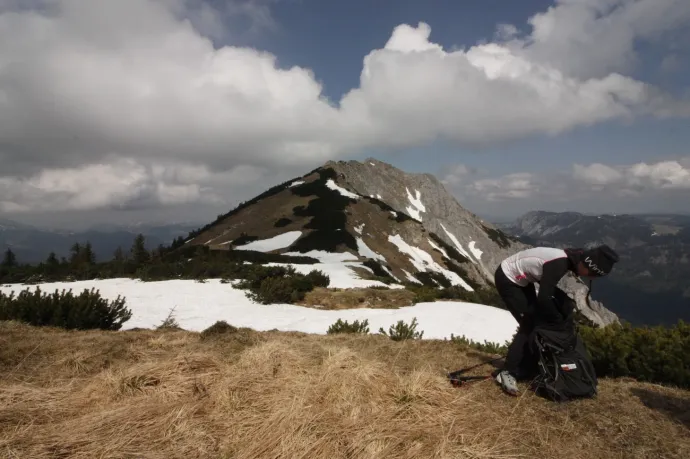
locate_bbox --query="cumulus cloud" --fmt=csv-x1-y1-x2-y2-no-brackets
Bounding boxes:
464,173,540,201
504,0,690,79
443,158,690,208
0,158,268,212
573,159,690,192
1,0,688,213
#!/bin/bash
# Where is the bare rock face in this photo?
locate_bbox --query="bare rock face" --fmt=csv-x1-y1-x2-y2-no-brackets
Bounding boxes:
328,158,619,327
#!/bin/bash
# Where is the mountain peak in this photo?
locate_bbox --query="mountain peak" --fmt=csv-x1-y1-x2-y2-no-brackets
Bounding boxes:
184,160,619,326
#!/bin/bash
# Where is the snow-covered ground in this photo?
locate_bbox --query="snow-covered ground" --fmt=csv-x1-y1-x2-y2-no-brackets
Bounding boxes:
234,231,303,252
268,250,403,289
0,278,517,343
326,179,359,199
388,234,473,291
405,187,426,222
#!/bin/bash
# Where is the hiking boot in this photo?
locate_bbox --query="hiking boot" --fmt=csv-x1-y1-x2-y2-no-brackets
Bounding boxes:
496,370,519,396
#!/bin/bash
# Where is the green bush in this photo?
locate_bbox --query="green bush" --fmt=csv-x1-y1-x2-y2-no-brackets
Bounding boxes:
327,318,370,334
239,268,331,304
379,317,424,341
0,287,132,331
450,333,510,355
579,320,690,388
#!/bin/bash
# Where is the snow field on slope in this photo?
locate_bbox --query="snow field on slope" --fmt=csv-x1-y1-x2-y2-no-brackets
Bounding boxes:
325,179,359,199
289,180,305,187
440,223,475,263
405,187,426,221
388,234,473,291
427,238,450,260
269,250,404,289
3,278,517,343
356,237,386,263
234,231,303,252
469,241,483,260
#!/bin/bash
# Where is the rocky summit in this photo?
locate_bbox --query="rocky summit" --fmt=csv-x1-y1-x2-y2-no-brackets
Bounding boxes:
186,159,619,327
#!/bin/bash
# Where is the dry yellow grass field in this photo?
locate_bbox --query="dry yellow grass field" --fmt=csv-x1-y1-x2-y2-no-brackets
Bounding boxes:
0,320,688,458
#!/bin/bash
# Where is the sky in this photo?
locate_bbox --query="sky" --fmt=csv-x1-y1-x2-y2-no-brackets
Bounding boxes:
1,0,689,229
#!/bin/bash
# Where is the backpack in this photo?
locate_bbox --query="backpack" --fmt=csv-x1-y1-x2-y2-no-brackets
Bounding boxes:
529,321,598,402
527,287,598,402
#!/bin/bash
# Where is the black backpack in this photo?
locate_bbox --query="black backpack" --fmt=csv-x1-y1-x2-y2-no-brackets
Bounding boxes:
529,320,598,402
527,287,599,402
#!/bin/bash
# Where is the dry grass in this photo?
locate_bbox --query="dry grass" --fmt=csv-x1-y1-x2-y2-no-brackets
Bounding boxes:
300,287,415,309
0,321,689,458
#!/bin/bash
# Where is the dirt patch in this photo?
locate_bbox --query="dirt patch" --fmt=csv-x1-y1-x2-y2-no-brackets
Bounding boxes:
300,287,416,309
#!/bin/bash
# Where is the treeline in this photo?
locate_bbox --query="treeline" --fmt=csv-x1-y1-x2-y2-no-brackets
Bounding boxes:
0,235,320,285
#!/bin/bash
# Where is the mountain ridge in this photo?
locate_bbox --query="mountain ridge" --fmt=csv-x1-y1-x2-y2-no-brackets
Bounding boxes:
183,158,619,327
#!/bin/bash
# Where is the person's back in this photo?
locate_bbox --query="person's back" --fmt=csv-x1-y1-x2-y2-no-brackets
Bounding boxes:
500,247,568,287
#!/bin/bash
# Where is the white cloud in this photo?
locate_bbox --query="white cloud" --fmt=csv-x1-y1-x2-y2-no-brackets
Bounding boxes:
444,157,690,206
505,0,690,79
440,164,473,187
573,159,690,192
0,0,688,213
465,173,539,201
0,158,269,212
572,163,625,187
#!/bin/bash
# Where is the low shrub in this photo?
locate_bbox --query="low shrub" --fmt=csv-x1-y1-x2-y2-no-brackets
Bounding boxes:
450,333,510,355
0,287,131,331
239,268,331,304
327,318,370,334
379,317,424,341
579,320,690,388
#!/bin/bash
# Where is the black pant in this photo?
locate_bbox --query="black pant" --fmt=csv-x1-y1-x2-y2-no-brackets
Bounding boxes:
495,265,538,377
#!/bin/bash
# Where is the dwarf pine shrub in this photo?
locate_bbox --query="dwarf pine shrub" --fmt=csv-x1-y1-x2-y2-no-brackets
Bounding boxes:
327,318,370,334
379,317,424,341
0,287,132,331
579,320,690,388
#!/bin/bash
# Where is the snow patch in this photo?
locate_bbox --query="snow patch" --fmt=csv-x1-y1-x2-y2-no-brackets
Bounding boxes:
439,223,475,263
468,241,483,261
354,223,365,235
289,180,305,187
388,234,473,291
377,194,382,199
276,250,404,289
427,238,450,260
405,187,426,221
381,265,401,282
402,269,422,284
369,162,376,166
390,211,397,217
234,231,303,252
325,179,359,199
0,279,517,343
356,237,387,262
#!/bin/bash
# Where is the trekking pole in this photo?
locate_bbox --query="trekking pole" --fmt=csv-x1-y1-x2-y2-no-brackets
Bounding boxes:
447,356,504,387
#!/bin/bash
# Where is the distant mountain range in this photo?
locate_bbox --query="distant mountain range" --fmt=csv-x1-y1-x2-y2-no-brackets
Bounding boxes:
498,211,690,326
0,218,200,264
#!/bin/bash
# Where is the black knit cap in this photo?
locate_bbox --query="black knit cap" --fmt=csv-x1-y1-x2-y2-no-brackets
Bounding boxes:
581,244,619,276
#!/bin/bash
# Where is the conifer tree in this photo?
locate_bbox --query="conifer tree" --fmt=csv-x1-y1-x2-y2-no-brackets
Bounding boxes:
113,246,125,262
83,241,96,265
131,234,150,265
1,248,17,268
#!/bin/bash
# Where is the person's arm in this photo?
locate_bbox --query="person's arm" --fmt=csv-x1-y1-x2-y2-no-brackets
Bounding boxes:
536,258,569,323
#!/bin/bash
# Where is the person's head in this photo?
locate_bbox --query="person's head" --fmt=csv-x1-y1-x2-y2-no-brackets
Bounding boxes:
575,244,620,278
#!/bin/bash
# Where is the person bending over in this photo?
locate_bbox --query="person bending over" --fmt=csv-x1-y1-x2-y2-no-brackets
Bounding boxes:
494,244,619,396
